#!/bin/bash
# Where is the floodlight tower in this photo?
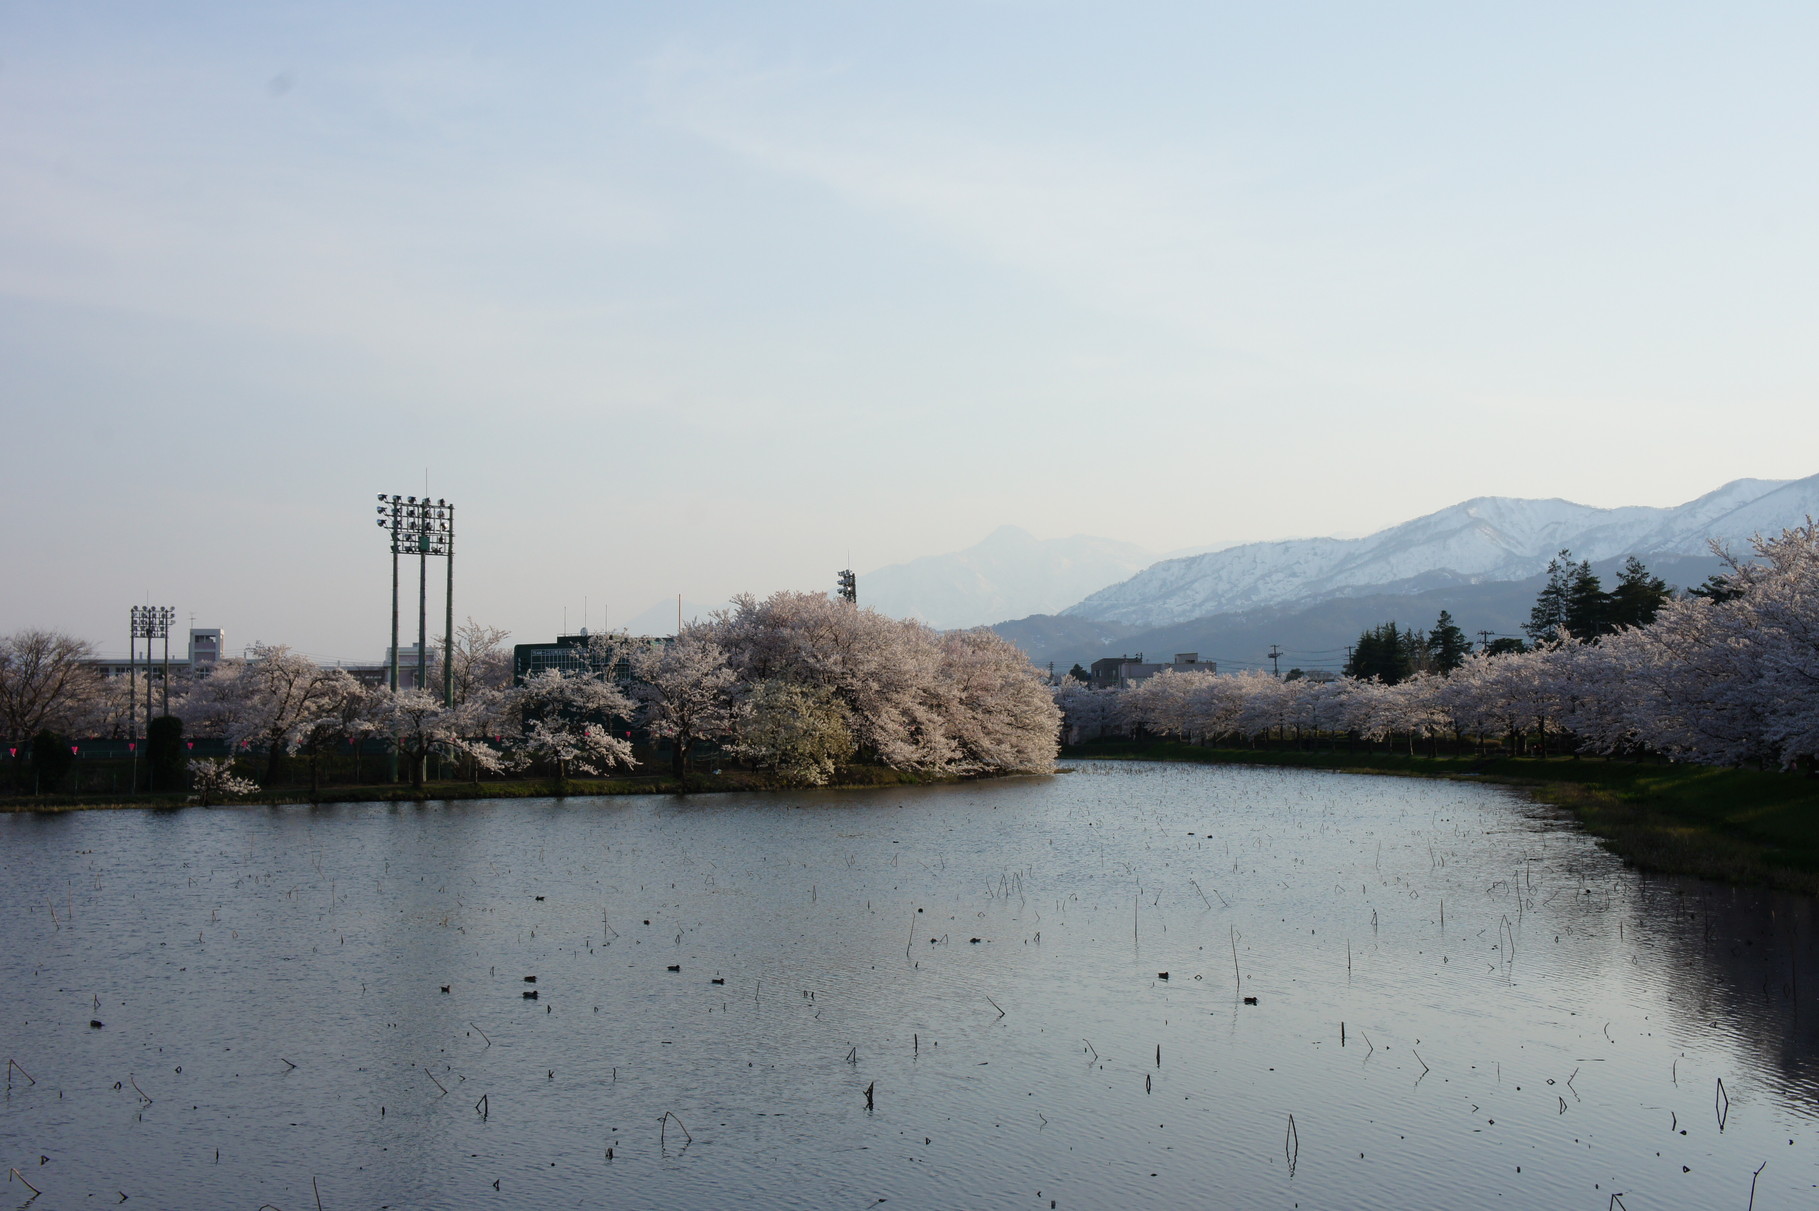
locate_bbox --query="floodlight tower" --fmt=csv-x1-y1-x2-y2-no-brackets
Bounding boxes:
374,494,455,705
129,605,173,791
836,569,856,604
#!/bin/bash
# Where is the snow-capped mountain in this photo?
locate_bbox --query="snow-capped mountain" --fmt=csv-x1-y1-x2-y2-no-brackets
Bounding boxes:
1064,475,1819,628
862,526,1157,630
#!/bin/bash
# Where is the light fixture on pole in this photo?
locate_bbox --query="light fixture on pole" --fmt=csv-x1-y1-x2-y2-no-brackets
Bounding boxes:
129,605,174,792
375,495,456,706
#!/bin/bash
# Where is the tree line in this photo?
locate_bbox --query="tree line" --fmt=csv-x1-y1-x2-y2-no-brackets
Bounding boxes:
1,590,1060,797
1057,529,1819,771
1339,553,1675,683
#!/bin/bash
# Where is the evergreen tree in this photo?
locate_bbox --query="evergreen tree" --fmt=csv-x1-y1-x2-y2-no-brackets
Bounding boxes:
1401,626,1433,676
1346,622,1414,684
1485,636,1529,657
1688,572,1743,602
29,730,74,793
1428,610,1470,673
1564,559,1609,639
147,714,185,792
1524,551,1575,644
1608,556,1670,629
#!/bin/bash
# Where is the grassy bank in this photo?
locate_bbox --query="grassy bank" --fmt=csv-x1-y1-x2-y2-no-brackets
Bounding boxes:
1066,738,1819,895
0,763,965,814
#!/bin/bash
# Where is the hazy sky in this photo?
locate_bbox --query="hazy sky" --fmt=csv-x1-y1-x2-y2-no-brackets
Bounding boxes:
4,2,1817,660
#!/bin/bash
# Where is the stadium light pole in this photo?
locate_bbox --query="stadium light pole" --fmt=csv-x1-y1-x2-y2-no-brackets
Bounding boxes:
130,605,173,791
376,495,457,774
376,496,404,693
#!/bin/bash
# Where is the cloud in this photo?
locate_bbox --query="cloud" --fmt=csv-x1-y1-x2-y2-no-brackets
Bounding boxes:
643,41,1280,350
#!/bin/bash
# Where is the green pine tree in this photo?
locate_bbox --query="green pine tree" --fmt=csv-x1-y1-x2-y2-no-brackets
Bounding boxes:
1608,556,1670,628
1346,622,1415,684
1428,610,1470,673
1564,559,1609,640
1524,551,1575,645
1688,573,1743,603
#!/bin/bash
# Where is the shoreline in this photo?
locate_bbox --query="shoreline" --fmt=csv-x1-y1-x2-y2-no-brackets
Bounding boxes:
0,764,997,813
1063,740,1819,897
16,741,1813,897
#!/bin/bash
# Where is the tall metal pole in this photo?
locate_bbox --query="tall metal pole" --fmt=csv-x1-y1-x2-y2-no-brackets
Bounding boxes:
161,625,170,716
390,546,401,694
128,615,138,794
416,534,429,785
389,539,400,784
444,502,455,708
417,538,429,694
144,627,153,758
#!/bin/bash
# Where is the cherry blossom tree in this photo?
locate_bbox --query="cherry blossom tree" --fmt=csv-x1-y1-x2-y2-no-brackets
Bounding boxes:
286,680,379,795
633,626,740,780
0,630,101,791
431,618,514,706
711,591,1057,776
188,757,259,806
935,627,1060,774
181,645,362,783
501,667,637,781
737,679,854,785
1053,677,1121,745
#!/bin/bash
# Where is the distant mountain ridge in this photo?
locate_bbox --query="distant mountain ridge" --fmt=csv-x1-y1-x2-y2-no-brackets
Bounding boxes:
861,526,1157,630
1064,475,1819,628
996,553,1732,676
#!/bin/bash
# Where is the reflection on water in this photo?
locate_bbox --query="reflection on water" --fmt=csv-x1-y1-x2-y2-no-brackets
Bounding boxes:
2,763,1817,1209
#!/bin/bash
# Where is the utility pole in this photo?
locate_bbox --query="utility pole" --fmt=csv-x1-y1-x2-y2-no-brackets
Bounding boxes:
1478,630,1493,653
1267,644,1282,678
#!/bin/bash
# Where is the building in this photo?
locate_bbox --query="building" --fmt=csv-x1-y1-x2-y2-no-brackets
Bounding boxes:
1088,652,1217,689
87,628,227,682
511,631,671,684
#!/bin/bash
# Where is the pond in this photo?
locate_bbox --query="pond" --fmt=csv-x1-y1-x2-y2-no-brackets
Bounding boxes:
3,762,1817,1209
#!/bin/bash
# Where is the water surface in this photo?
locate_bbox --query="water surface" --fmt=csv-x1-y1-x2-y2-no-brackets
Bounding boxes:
3,762,1817,1208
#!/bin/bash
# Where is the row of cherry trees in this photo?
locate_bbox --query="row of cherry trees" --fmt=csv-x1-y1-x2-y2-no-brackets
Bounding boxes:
183,591,1057,789
1059,525,1819,772
5,591,1061,793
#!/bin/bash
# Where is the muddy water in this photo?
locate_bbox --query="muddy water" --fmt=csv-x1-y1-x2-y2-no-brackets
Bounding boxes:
3,762,1817,1209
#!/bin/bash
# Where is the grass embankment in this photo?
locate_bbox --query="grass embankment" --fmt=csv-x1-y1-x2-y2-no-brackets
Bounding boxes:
0,763,957,814
1066,738,1819,895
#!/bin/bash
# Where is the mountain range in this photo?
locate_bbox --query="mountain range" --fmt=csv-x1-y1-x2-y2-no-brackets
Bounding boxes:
849,474,1817,673
1063,475,1819,629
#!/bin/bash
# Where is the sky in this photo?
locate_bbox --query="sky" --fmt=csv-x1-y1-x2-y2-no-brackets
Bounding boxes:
4,1,1817,661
